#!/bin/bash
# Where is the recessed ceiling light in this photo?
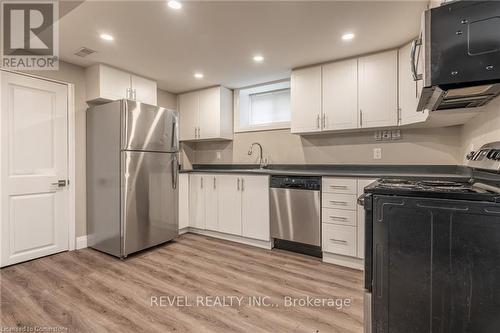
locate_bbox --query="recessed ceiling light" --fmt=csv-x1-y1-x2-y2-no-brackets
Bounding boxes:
168,0,182,9
342,33,355,41
194,73,204,79
100,33,114,41
253,55,264,63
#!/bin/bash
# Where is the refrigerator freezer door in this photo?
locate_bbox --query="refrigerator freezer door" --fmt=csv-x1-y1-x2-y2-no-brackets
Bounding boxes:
123,100,178,152
122,151,178,256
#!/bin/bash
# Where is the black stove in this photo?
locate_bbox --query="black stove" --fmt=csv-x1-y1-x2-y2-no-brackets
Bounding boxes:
362,142,500,333
366,177,500,203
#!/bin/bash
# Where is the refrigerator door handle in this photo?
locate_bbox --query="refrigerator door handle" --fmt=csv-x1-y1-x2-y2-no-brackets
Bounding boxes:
172,155,178,190
171,118,178,151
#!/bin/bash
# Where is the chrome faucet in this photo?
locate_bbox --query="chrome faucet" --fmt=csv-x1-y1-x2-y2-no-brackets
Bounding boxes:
248,142,267,168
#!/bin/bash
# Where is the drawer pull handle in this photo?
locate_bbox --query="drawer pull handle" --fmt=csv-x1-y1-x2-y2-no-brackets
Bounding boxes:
329,238,347,244
329,216,348,221
330,185,348,189
329,200,348,205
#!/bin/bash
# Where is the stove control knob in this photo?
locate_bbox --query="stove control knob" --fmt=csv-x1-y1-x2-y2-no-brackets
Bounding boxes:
494,150,500,161
466,151,476,160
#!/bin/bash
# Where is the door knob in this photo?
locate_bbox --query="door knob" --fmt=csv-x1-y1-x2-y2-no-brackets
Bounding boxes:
51,180,67,187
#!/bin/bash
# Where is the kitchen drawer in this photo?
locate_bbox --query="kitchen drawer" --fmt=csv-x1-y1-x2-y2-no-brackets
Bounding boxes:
322,208,356,226
322,178,357,194
322,193,357,211
322,223,357,257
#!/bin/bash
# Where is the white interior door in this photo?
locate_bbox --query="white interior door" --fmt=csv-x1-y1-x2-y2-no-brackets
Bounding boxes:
1,71,69,267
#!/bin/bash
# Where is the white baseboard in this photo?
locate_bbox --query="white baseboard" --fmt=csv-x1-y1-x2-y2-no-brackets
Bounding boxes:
185,228,273,250
76,235,88,250
322,252,363,270
179,227,190,235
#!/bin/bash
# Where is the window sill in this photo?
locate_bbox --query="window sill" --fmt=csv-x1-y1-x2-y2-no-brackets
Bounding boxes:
234,122,290,133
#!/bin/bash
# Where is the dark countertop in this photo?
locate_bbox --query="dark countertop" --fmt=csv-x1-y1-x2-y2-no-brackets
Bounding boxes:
180,164,472,180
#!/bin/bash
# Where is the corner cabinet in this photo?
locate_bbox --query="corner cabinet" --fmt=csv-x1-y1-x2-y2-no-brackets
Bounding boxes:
178,86,233,141
86,64,157,105
188,173,270,242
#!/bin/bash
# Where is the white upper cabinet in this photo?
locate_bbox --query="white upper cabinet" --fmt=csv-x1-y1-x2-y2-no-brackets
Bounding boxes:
178,91,198,141
86,64,157,105
130,74,158,106
358,50,398,128
322,59,359,130
398,41,429,126
241,175,270,241
291,66,322,134
178,86,233,141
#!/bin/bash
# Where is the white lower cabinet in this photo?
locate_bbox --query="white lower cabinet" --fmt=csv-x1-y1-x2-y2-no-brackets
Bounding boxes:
241,176,270,241
322,224,357,257
321,177,376,269
356,178,376,259
189,174,206,229
188,173,270,242
217,175,242,235
205,175,218,231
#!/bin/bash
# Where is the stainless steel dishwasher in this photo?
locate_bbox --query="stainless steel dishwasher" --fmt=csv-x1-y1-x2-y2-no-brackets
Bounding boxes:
270,176,321,257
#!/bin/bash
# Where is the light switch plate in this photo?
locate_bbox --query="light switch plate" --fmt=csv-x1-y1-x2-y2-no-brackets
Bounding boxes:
216,151,221,160
373,148,382,160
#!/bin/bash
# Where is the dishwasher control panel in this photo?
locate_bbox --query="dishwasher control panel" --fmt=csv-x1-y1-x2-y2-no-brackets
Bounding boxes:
270,176,321,191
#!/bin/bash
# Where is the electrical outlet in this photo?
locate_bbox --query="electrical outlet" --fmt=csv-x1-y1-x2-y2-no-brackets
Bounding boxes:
373,148,382,160
216,151,221,160
391,130,402,140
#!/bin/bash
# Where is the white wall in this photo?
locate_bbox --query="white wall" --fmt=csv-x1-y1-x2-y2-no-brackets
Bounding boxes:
461,98,500,162
191,126,463,166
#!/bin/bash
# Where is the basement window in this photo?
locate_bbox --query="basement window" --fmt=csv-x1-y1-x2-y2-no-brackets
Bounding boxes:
235,80,291,132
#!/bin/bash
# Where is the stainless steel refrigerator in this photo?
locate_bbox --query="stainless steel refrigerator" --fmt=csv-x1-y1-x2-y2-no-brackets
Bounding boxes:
86,99,179,258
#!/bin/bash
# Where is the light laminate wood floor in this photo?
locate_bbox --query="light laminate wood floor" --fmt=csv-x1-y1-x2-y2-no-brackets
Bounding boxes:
0,233,364,333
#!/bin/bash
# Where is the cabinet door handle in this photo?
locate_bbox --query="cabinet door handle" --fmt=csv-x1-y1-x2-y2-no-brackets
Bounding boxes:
329,200,348,206
329,216,348,221
241,178,244,191
194,127,197,138
213,177,216,189
329,238,347,244
316,114,320,128
201,177,203,189
322,113,326,128
360,109,363,128
330,185,348,189
237,178,240,191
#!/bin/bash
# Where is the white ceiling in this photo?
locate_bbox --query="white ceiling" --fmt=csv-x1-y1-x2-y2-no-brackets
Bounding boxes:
59,1,428,93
